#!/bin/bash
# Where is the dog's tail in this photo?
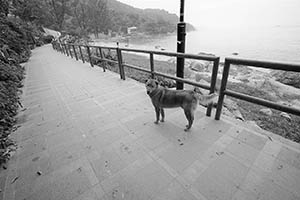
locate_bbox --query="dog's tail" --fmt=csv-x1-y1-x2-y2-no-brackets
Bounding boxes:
198,93,218,105
193,88,218,106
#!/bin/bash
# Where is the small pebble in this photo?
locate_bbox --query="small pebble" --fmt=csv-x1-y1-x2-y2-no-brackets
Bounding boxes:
277,165,283,170
37,171,42,176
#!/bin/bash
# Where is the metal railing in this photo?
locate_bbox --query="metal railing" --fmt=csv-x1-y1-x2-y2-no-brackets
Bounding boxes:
52,41,219,117
52,41,300,121
215,57,300,120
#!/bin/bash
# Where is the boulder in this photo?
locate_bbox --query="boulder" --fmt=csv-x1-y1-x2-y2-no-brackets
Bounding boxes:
189,61,211,72
259,108,273,116
223,98,245,121
280,112,292,121
273,71,300,89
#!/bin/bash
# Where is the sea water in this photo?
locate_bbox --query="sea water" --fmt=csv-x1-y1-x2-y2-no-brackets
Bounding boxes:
111,25,300,63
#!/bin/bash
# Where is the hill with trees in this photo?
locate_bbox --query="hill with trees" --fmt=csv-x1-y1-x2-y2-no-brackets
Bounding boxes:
8,0,195,37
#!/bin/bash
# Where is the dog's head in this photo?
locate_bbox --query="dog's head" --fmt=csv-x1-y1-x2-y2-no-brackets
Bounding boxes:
145,79,159,95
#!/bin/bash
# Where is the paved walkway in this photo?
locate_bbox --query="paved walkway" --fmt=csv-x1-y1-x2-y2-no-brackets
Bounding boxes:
1,45,300,200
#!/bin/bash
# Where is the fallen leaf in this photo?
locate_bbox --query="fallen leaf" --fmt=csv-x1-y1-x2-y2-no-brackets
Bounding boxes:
268,136,273,141
11,176,19,184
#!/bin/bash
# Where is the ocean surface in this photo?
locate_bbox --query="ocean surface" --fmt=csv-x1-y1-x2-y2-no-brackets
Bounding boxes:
97,26,300,63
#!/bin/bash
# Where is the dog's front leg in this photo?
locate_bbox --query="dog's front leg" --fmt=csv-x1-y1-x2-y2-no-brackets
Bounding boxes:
154,107,160,124
160,108,165,122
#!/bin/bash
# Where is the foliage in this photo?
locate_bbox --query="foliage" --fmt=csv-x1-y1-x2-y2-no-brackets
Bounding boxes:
8,0,194,37
0,12,35,164
0,0,9,16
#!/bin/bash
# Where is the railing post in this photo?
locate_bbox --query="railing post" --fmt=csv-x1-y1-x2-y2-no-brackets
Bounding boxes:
61,43,65,54
86,46,93,67
176,22,186,90
150,53,155,79
95,47,99,57
116,48,125,80
57,43,61,52
65,44,69,57
78,46,85,63
72,45,78,61
215,59,230,120
68,45,73,58
98,47,106,72
206,58,219,117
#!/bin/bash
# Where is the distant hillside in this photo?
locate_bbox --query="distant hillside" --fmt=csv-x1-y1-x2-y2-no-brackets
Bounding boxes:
107,0,178,23
107,0,195,34
6,0,195,37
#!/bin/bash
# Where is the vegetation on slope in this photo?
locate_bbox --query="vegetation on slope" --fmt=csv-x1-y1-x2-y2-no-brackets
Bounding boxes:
0,0,51,164
7,0,195,38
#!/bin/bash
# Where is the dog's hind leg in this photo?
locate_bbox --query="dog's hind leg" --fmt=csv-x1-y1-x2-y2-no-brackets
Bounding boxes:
154,107,160,124
184,109,194,131
160,108,165,122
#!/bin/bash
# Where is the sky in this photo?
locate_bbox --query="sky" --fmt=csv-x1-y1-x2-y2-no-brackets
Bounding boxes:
117,0,300,28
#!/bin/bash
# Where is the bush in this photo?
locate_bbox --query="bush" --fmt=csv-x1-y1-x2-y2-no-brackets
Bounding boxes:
41,35,54,44
0,16,30,164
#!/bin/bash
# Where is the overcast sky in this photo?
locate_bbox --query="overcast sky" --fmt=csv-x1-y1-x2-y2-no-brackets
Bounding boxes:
118,0,300,28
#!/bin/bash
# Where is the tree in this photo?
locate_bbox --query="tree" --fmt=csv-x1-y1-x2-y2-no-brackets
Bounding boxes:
47,0,71,31
87,0,110,37
11,0,44,23
71,0,88,34
0,0,9,16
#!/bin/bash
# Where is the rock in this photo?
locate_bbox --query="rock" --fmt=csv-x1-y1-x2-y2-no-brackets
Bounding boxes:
273,71,300,89
189,61,210,72
280,112,292,121
259,108,273,116
195,73,202,82
223,98,245,121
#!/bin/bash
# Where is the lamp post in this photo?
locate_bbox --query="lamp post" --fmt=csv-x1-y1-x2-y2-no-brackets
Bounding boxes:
176,0,186,90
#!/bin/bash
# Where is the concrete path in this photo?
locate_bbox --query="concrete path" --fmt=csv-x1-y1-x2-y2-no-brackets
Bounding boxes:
1,45,300,200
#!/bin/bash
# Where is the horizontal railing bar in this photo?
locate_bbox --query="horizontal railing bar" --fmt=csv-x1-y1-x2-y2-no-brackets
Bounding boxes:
64,44,219,61
123,63,211,90
226,57,300,72
65,44,118,50
89,45,118,50
153,72,211,90
120,47,219,61
123,63,152,73
225,89,300,116
90,56,118,64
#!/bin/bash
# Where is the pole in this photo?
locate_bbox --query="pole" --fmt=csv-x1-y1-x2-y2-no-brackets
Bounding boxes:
176,0,186,90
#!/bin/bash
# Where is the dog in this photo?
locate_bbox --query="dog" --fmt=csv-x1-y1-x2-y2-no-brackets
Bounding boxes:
146,79,217,131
